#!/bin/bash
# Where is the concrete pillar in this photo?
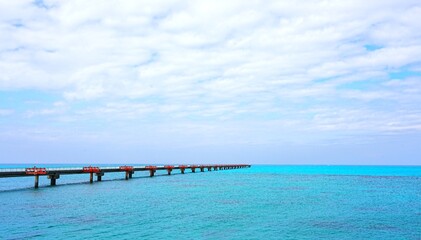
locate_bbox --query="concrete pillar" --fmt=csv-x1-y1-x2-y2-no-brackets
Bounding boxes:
149,169,155,177
181,168,185,174
125,171,129,180
207,167,212,171
129,172,133,178
96,172,104,181
90,172,94,183
200,167,204,172
48,174,60,186
167,169,172,175
34,175,39,188
191,168,196,173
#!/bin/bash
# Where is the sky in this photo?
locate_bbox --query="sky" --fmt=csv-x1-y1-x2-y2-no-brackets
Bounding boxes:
0,0,420,165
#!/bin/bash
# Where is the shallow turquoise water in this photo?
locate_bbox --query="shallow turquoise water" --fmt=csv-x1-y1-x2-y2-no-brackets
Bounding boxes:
0,165,420,239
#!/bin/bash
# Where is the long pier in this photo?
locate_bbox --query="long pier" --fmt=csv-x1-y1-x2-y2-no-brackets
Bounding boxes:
0,164,251,188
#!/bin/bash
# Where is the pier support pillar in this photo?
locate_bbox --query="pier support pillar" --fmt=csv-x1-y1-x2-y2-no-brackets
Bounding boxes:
191,168,196,173
200,167,204,172
207,167,212,171
149,169,155,177
48,174,60,186
90,172,94,183
167,169,172,175
180,168,185,174
34,175,39,188
124,171,134,180
96,172,104,182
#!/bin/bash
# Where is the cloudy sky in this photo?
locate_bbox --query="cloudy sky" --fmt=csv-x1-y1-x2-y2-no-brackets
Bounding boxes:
1,0,420,165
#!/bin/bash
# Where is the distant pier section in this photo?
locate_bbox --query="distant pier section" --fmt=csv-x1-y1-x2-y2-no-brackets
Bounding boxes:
0,164,251,188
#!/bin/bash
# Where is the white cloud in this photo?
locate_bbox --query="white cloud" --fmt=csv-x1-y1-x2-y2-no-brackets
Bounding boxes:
0,0,421,146
0,109,14,116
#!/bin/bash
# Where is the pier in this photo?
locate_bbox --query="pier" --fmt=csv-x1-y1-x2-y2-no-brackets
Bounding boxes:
0,164,251,188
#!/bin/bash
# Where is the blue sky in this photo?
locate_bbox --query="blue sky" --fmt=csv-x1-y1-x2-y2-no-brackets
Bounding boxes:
0,0,420,165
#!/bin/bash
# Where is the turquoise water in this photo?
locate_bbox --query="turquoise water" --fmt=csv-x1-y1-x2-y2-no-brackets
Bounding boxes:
0,165,420,239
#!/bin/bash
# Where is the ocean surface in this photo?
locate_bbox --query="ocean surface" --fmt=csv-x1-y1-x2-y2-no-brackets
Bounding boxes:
0,165,420,239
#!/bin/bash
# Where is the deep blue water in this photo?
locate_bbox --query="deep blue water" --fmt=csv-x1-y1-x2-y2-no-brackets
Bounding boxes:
0,165,420,239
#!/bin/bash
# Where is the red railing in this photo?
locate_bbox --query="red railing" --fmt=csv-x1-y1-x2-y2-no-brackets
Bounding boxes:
25,167,47,175
145,166,157,170
82,166,101,173
119,166,134,171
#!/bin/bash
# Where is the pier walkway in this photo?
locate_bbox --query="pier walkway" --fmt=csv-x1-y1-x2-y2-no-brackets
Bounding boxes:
0,164,251,188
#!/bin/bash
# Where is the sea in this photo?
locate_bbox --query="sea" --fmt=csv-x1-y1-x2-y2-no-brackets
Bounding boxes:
0,165,420,239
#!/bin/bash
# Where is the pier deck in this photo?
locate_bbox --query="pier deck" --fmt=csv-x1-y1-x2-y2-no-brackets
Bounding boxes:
0,164,251,188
